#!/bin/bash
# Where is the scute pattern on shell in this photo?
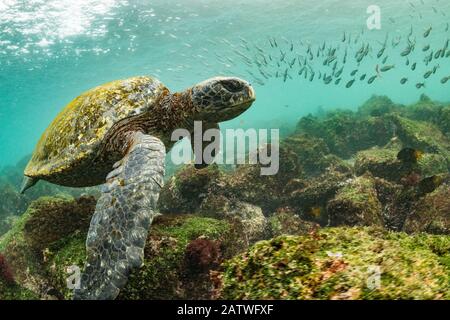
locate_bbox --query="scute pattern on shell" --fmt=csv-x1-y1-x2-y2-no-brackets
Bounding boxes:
25,76,167,178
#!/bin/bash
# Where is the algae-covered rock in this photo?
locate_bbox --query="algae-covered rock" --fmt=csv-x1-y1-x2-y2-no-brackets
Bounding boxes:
0,253,32,300
403,184,450,235
0,192,261,300
2,197,245,300
283,134,332,176
354,147,403,181
288,169,352,225
159,164,223,214
439,106,450,136
372,178,403,230
0,226,44,297
0,155,99,238
358,95,402,117
327,174,383,227
355,145,448,182
389,115,450,168
199,195,267,244
160,144,301,215
283,133,352,177
268,208,319,237
296,111,393,158
0,282,38,300
217,227,450,300
0,195,97,299
0,257,37,300
403,97,450,136
417,154,449,177
23,196,96,251
209,144,301,214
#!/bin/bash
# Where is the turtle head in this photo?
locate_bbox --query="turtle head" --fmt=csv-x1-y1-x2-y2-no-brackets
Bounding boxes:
188,77,255,122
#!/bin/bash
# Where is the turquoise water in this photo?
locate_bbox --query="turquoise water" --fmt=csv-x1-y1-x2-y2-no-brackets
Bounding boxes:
1,0,450,168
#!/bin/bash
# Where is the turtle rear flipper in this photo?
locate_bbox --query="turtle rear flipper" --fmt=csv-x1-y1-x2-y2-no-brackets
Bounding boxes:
20,176,38,194
73,132,165,300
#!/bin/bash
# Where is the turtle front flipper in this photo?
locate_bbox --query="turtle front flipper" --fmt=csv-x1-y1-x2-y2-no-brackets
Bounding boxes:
73,132,166,300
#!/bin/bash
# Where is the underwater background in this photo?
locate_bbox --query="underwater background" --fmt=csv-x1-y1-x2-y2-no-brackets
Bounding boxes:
1,0,450,300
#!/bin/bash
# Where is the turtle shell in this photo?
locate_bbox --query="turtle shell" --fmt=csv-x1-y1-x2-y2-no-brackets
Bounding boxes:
25,76,167,179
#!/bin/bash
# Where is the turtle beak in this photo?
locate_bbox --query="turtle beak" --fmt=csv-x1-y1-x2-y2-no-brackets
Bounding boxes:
248,84,256,102
238,83,255,109
20,176,38,194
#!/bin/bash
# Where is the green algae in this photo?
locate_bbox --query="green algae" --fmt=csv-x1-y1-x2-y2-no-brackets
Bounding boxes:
45,232,87,300
0,279,38,300
218,227,450,300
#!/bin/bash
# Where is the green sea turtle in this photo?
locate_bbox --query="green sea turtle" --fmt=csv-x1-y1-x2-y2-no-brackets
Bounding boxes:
20,76,255,299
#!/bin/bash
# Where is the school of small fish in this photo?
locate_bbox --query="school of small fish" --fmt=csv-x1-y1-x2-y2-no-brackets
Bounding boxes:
208,1,450,90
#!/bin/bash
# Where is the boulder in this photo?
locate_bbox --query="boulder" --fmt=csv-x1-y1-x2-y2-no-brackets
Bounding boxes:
288,169,352,225
222,144,301,213
283,134,332,176
355,146,448,182
327,174,384,227
389,115,450,168
403,96,450,136
158,164,223,214
268,208,319,237
296,111,393,158
23,196,96,252
357,95,402,117
354,147,403,181
403,184,450,235
199,195,267,244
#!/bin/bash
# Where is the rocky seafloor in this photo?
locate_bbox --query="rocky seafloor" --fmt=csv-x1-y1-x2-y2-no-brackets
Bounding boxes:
0,95,449,300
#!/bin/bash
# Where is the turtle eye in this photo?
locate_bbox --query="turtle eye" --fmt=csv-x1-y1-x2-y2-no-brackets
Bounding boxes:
221,80,244,93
